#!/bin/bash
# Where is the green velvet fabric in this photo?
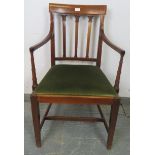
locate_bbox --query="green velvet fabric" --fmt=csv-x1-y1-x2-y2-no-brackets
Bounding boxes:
34,65,117,97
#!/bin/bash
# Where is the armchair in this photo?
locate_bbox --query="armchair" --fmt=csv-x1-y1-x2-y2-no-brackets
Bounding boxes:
30,3,125,149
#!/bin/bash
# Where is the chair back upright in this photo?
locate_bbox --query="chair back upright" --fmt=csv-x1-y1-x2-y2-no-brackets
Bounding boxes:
49,3,107,66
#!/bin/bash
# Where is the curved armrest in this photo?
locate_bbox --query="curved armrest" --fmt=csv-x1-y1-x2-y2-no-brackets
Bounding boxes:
29,31,54,90
101,29,125,93
101,29,125,56
30,31,54,52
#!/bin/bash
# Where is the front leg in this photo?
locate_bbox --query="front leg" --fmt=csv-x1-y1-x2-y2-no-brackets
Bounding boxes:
31,95,41,147
107,101,120,149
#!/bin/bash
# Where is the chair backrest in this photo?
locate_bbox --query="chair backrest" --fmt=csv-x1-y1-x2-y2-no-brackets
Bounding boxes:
49,3,107,66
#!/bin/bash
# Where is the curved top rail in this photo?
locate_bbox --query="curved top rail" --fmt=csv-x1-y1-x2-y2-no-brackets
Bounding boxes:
49,3,107,15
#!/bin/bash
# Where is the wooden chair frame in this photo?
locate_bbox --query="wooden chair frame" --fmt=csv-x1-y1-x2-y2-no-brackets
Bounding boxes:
29,3,125,149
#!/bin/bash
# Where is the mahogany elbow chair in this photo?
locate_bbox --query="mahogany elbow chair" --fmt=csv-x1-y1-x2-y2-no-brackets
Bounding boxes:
30,3,125,149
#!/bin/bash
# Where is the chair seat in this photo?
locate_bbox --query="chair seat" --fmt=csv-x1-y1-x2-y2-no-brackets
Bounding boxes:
34,65,117,97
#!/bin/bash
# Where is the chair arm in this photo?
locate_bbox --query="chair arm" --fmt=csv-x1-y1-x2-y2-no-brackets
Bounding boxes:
101,29,125,56
101,29,125,93
29,31,54,90
29,31,53,52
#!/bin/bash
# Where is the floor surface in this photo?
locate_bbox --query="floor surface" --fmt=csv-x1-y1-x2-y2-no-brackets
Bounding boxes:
24,101,130,155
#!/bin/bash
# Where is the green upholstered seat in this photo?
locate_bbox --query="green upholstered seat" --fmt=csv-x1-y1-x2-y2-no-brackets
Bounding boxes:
34,65,117,97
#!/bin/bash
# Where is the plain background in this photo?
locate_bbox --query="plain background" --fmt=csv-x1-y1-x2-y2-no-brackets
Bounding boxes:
24,0,130,97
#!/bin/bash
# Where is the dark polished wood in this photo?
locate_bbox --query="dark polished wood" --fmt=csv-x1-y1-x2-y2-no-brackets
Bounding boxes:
101,29,125,93
30,3,125,149
40,104,52,129
75,16,79,57
49,3,107,15
62,15,66,57
101,29,125,55
29,28,54,90
29,31,53,53
97,105,109,132
55,57,97,62
34,94,119,105
50,13,55,66
30,52,38,90
31,95,41,147
97,15,104,67
86,16,93,58
45,116,105,122
114,55,124,93
107,101,120,149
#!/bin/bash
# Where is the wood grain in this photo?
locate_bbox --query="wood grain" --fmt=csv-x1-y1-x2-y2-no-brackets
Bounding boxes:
30,3,125,149
86,16,93,58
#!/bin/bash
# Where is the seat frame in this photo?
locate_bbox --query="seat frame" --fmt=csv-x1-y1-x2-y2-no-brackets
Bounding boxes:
29,3,125,150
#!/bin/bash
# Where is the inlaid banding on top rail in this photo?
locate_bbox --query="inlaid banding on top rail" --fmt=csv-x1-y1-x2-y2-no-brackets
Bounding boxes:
49,3,107,15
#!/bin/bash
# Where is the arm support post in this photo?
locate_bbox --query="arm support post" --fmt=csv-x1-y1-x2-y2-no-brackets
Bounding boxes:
29,32,54,90
101,29,125,93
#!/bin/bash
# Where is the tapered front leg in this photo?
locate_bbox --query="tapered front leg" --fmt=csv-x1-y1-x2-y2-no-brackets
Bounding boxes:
107,101,120,149
31,95,41,147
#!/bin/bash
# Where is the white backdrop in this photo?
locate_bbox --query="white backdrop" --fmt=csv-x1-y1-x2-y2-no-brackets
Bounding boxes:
24,0,130,97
